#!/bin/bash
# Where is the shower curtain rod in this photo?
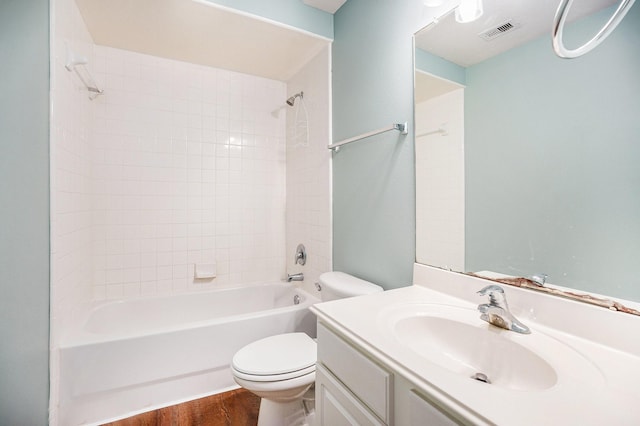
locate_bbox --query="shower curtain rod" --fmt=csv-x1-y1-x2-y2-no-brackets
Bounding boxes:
328,122,408,152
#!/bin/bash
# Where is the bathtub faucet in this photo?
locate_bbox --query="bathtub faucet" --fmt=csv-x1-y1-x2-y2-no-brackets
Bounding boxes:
287,273,304,282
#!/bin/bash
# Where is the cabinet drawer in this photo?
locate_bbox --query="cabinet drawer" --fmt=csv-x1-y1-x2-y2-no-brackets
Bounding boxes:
316,364,385,426
317,322,392,423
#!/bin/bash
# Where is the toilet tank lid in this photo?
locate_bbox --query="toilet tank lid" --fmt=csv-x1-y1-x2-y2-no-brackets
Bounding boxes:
319,271,383,297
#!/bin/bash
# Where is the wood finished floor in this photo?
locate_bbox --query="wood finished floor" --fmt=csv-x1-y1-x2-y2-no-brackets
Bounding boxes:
102,389,260,426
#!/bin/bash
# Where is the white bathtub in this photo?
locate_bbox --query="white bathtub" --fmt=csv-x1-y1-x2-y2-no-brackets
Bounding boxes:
58,283,319,425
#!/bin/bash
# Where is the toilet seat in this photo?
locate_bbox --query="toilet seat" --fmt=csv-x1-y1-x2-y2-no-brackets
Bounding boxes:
232,333,317,382
232,365,316,382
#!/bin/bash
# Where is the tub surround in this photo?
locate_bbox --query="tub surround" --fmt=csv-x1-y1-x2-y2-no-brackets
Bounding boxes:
311,263,640,425
284,44,333,296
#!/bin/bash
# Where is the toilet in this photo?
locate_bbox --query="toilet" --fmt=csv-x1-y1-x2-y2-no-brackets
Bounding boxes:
230,271,383,426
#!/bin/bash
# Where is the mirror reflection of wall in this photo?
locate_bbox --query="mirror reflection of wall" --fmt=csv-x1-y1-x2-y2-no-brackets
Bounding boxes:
415,73,465,272
414,2,640,302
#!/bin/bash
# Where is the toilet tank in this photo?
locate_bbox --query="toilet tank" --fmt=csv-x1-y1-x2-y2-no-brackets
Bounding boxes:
319,271,383,302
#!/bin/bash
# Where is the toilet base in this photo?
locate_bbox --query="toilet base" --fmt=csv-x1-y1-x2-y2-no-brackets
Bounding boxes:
257,387,315,426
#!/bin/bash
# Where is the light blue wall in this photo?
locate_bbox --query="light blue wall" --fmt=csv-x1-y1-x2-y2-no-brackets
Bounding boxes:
332,0,431,289
465,5,640,300
202,0,334,39
415,47,466,85
0,0,50,424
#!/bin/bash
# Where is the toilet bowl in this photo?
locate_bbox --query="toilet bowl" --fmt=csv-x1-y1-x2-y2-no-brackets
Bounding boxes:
230,271,383,426
232,333,317,426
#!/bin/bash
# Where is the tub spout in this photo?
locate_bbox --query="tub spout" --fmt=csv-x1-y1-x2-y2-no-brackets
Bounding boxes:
287,273,304,282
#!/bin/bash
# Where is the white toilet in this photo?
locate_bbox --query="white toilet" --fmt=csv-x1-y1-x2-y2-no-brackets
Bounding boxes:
231,271,383,426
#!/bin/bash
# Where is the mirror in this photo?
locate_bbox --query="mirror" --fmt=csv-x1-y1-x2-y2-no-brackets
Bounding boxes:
414,0,640,303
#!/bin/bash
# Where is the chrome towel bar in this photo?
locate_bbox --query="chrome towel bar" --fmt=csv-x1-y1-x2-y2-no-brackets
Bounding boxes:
328,122,408,152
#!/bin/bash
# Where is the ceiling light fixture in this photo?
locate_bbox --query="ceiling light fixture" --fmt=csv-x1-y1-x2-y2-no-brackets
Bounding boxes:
455,0,483,23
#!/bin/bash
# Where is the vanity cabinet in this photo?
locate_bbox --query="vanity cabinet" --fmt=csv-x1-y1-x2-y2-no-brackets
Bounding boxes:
316,322,465,426
316,322,391,425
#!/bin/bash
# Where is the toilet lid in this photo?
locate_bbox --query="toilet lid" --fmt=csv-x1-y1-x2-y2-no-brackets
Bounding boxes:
232,333,317,377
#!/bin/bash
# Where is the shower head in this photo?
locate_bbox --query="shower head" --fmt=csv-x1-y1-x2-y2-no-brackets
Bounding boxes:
286,91,303,106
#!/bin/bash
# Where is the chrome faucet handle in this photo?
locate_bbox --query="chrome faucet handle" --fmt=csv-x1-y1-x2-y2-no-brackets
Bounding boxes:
294,244,306,265
477,284,504,296
477,285,508,309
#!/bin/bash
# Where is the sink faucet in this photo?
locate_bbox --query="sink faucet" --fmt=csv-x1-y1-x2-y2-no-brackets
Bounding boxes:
287,273,304,282
477,285,530,334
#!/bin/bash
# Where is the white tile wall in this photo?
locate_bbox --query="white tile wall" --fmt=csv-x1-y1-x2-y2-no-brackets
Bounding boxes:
285,46,332,295
50,0,97,422
90,46,288,299
51,0,96,327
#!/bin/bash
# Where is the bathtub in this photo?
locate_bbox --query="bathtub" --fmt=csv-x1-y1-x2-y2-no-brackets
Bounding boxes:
57,283,319,425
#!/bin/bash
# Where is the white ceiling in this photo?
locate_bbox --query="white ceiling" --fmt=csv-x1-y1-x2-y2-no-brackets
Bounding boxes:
415,0,617,67
74,0,331,82
415,70,464,104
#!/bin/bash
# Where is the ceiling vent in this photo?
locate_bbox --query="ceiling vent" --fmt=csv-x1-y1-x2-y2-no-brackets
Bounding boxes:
479,20,522,41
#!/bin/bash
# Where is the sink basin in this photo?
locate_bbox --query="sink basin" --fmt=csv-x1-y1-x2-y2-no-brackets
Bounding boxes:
394,312,556,390
379,304,602,391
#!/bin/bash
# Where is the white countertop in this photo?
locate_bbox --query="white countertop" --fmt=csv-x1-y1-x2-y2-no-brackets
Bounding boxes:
311,265,640,425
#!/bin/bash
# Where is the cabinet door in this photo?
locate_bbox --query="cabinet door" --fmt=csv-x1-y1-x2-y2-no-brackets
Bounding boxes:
316,364,386,426
409,390,463,426
317,323,392,423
